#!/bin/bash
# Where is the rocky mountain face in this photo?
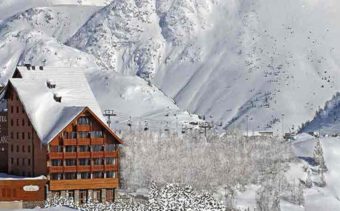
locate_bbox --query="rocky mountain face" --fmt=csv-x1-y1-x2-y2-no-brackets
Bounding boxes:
1,0,340,133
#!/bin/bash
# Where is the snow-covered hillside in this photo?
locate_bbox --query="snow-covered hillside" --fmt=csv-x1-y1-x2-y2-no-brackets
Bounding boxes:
67,0,340,134
2,0,340,133
0,2,200,130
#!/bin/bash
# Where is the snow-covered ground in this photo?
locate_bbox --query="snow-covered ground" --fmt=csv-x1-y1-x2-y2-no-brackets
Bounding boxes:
292,135,340,210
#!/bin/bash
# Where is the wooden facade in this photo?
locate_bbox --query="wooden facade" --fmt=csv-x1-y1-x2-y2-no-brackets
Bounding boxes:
0,179,47,202
5,83,123,204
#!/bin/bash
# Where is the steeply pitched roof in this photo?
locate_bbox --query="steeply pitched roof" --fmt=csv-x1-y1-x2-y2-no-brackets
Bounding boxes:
9,66,108,144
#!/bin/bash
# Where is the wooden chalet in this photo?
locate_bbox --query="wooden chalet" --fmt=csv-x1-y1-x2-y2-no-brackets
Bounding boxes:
2,65,123,205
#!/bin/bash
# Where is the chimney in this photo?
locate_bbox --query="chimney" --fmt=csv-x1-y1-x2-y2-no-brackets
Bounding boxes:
24,64,31,70
53,93,62,103
46,80,56,89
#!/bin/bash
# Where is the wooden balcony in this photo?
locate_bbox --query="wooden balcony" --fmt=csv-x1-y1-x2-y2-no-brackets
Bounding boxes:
77,151,90,158
48,152,63,159
50,178,119,191
63,138,77,146
48,166,63,173
77,124,91,131
64,152,77,159
104,151,118,158
91,151,104,158
77,138,90,145
91,138,104,145
104,164,118,171
91,165,104,172
77,165,91,172
64,166,77,172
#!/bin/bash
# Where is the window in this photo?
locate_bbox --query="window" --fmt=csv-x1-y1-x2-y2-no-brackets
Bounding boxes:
10,132,13,139
22,145,25,152
64,173,77,180
106,144,117,151
65,159,76,166
16,158,19,165
16,145,19,152
79,159,90,166
28,159,31,166
28,132,31,139
106,158,115,165
10,119,13,126
106,171,116,178
51,160,62,166
92,145,103,152
65,146,76,152
71,132,77,139
10,106,13,113
51,146,63,152
16,133,19,139
16,106,19,113
78,117,91,125
79,146,90,152
28,145,31,153
79,132,89,138
90,131,103,138
22,132,25,140
93,172,103,178
22,119,25,126
10,145,13,152
22,107,25,113
80,172,91,179
11,158,13,164
51,173,63,180
93,158,104,165
28,121,31,126
16,119,19,126
22,158,25,165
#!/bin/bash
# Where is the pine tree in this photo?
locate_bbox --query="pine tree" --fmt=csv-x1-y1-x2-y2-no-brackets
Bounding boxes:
313,139,328,172
305,168,313,188
319,168,327,187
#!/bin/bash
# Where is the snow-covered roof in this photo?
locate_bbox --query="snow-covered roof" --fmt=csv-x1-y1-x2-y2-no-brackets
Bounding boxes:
0,173,46,180
9,66,106,144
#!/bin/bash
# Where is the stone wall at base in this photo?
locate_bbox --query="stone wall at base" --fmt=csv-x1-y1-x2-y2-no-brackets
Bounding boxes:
23,201,45,209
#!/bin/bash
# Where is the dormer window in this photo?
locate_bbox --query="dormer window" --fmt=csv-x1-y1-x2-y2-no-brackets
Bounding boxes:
53,93,62,103
47,80,56,89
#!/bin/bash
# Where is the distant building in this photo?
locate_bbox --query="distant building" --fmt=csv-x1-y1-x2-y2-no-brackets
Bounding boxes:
1,66,123,206
0,84,8,173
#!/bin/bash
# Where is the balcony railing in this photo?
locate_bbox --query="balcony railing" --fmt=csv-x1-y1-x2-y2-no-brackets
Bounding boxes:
63,138,77,146
91,151,104,158
104,164,118,171
77,165,91,172
64,152,77,159
77,124,91,131
91,165,104,172
48,152,63,159
50,178,119,191
91,138,104,145
104,151,118,158
77,138,90,145
64,166,77,172
48,166,63,173
77,152,91,158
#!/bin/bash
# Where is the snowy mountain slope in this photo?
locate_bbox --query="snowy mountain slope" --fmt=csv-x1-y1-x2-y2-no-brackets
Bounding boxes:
0,4,200,130
67,0,340,134
0,0,110,20
292,136,340,210
300,92,340,134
